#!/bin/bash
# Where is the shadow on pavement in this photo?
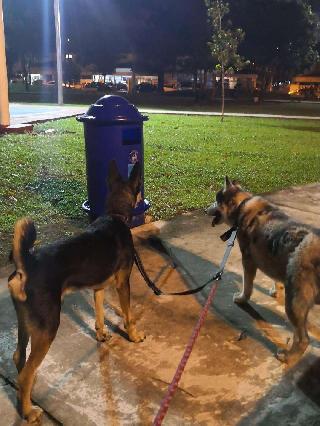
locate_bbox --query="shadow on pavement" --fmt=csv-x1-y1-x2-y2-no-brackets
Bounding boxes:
238,354,320,425
164,244,291,357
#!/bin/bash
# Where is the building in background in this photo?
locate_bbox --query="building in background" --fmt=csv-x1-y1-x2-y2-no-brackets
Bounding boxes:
289,73,320,99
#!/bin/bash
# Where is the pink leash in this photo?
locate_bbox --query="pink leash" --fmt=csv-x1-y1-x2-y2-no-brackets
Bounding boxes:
153,280,219,425
152,227,237,425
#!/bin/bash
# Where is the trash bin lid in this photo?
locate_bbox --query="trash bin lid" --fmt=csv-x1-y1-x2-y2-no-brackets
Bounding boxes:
76,95,148,125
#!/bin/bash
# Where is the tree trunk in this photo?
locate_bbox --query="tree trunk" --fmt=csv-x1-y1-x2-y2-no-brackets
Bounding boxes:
129,71,136,94
157,70,164,92
211,71,216,101
202,70,208,101
22,57,30,91
259,67,274,98
203,70,208,91
221,63,225,122
193,69,199,101
193,70,198,91
7,59,13,82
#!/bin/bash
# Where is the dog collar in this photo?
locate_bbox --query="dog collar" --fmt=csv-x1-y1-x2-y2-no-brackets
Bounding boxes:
220,226,237,242
233,196,253,227
110,213,130,224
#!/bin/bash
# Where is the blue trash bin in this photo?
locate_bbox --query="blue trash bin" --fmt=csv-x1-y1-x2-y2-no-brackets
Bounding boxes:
76,95,149,227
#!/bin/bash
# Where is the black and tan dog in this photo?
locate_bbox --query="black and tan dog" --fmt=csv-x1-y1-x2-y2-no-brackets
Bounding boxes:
8,160,145,424
207,177,320,365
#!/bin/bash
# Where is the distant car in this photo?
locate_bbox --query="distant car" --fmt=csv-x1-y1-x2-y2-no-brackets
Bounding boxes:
178,81,193,90
178,81,201,90
105,82,114,90
163,83,177,92
32,79,43,87
84,82,110,91
46,80,56,85
136,82,156,93
115,82,128,92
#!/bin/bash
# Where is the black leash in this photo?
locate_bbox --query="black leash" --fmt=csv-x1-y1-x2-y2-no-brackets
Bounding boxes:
134,226,237,296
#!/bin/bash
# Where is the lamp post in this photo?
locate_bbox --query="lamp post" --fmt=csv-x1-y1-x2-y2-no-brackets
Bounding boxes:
54,0,63,105
0,0,10,128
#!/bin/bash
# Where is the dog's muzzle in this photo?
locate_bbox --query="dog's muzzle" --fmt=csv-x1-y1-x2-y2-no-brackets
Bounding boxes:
206,202,222,227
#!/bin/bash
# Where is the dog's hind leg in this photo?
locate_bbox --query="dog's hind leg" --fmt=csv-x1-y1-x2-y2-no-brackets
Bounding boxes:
11,298,30,373
277,278,314,364
13,303,30,373
94,288,111,342
18,328,57,423
116,269,145,343
234,256,257,304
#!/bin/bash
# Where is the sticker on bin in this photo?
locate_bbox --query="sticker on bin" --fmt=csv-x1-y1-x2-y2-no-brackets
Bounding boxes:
128,150,139,176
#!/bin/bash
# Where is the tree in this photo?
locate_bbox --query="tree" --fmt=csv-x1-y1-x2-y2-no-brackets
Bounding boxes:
3,0,54,89
63,1,125,77
205,0,246,121
229,0,320,92
63,59,81,86
117,0,187,91
176,1,213,97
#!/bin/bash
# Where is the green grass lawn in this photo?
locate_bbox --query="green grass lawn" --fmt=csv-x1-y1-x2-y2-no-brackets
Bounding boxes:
0,114,319,263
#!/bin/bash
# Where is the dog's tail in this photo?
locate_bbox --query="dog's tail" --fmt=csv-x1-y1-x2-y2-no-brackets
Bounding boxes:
8,218,36,302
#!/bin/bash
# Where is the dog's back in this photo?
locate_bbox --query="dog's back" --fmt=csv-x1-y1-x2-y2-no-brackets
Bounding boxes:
236,196,317,282
24,216,133,295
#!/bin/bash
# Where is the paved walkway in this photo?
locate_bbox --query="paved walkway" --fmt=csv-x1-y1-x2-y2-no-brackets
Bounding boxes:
9,103,86,126
140,108,320,120
8,103,320,127
0,183,320,424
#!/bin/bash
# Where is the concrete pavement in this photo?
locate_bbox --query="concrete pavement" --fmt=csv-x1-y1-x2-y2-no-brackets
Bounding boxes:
0,183,320,425
9,103,85,126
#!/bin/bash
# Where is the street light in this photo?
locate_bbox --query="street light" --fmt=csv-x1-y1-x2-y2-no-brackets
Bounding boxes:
54,0,63,105
0,0,10,128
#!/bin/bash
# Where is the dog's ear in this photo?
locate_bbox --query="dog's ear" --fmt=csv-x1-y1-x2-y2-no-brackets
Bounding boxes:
108,160,123,189
232,179,241,188
224,176,233,191
129,162,142,194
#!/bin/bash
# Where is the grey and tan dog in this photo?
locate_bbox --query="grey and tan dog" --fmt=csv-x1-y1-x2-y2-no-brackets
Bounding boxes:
207,177,320,364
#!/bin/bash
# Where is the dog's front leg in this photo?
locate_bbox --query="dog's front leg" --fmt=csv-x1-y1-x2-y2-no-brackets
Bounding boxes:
234,256,257,304
94,289,110,342
116,271,145,343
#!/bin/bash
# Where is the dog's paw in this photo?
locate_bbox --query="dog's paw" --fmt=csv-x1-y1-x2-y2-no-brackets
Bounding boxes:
269,287,277,298
276,347,306,366
128,328,146,343
276,349,288,363
269,282,284,299
95,328,111,343
26,406,43,424
233,293,248,304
